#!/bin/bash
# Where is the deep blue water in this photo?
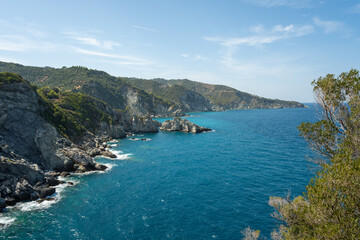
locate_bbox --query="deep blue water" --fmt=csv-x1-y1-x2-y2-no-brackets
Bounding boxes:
0,105,316,239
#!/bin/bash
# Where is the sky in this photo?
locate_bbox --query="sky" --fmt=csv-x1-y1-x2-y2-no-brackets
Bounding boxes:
0,0,359,102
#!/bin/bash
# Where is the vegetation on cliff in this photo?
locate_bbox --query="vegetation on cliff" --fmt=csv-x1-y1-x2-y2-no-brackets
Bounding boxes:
147,78,304,110
0,61,304,116
37,86,120,141
0,61,172,115
0,72,29,87
0,72,120,141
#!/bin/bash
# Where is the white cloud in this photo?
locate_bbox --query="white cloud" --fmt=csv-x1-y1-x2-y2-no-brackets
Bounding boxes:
73,48,153,66
73,36,121,49
244,0,311,8
63,31,121,50
313,17,342,33
132,25,158,32
204,24,313,48
181,54,189,58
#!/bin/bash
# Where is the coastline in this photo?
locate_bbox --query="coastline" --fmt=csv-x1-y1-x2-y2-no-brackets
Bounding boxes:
0,138,128,229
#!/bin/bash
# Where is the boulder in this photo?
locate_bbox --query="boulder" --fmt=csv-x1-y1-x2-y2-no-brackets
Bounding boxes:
101,150,116,159
5,197,16,206
95,163,107,171
13,179,36,201
60,172,70,178
46,177,61,187
35,187,56,198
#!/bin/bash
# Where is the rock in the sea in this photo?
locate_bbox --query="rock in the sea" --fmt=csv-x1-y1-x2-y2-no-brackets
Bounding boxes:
5,197,16,206
160,118,211,133
60,172,70,177
0,198,6,211
101,150,117,159
95,163,107,171
35,187,56,198
46,177,61,187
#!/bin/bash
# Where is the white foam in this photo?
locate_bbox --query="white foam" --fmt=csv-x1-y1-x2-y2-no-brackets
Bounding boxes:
15,180,76,212
0,216,16,229
0,163,117,225
103,163,117,171
109,150,132,160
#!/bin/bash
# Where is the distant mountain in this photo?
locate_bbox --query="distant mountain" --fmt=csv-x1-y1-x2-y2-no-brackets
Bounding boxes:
0,61,305,116
128,78,305,111
0,62,183,117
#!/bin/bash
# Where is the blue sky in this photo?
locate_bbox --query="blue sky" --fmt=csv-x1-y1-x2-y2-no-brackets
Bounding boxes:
0,0,359,102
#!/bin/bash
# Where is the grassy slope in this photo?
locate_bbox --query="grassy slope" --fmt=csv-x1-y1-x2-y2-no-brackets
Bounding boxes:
0,61,304,112
0,62,171,111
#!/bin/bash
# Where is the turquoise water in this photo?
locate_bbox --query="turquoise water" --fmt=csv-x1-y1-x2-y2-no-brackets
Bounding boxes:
0,105,316,239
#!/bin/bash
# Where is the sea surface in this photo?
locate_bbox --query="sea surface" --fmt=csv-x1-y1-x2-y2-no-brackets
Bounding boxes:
0,104,317,239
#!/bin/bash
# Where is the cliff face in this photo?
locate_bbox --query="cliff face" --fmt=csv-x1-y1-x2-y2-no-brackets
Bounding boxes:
0,73,160,210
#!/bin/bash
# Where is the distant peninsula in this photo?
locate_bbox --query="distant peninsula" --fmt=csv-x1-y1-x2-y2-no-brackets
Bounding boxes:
0,61,305,118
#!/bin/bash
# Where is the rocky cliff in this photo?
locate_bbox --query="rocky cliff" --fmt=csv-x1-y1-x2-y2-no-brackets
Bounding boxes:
0,72,160,211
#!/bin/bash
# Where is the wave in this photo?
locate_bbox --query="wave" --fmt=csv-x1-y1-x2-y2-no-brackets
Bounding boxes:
0,216,16,229
14,180,76,212
109,150,132,160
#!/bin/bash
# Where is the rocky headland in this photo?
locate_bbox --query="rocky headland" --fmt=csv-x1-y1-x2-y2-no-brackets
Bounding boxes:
0,72,160,212
160,117,211,133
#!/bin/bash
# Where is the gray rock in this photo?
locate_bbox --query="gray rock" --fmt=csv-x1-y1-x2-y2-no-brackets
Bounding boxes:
5,197,16,206
35,187,56,198
160,118,211,133
13,179,36,201
95,163,107,171
46,177,61,187
0,198,5,210
60,172,70,177
101,150,116,159
30,191,40,200
131,116,161,133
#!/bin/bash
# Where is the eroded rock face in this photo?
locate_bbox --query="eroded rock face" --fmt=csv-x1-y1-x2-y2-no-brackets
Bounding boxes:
160,118,211,133
0,81,107,210
131,116,161,133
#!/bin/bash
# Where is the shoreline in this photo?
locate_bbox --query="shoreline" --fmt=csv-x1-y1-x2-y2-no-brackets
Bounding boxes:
0,139,128,230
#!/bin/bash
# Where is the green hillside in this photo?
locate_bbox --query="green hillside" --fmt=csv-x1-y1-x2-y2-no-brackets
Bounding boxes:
0,61,305,115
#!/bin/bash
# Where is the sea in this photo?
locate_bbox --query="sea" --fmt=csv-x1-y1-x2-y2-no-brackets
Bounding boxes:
0,104,317,239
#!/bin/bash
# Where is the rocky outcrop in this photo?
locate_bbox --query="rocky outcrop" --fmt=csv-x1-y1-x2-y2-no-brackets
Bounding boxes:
0,76,109,211
131,116,161,133
160,118,211,133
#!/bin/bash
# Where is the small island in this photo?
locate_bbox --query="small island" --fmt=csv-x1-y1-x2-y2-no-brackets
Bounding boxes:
160,118,211,133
